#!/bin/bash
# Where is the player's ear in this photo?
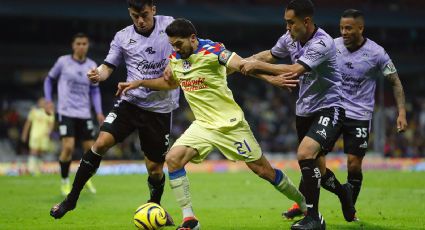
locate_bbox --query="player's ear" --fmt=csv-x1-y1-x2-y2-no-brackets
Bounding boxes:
151,5,156,15
190,34,196,43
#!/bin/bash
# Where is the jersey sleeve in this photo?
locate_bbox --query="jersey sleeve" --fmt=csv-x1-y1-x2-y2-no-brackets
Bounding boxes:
270,34,290,59
377,48,397,76
47,57,63,79
297,39,332,71
104,32,123,68
208,42,235,67
27,109,35,122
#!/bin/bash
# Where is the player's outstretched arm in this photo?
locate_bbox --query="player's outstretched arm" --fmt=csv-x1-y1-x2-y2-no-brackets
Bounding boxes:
241,59,306,77
226,53,299,89
386,72,408,132
115,77,179,96
87,64,114,83
245,50,278,63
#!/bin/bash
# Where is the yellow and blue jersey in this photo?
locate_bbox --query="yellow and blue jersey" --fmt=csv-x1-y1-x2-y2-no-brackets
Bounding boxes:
169,38,243,130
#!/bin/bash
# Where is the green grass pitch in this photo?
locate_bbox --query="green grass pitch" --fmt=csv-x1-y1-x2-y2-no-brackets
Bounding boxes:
1,170,424,229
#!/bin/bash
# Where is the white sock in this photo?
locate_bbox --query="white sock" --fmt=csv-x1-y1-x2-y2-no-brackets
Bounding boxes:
274,170,307,212
169,169,194,219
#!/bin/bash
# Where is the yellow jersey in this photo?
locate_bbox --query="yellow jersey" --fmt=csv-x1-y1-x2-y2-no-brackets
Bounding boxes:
169,39,243,130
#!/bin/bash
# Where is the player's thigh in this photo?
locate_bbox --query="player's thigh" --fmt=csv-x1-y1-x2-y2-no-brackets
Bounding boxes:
343,118,370,157
61,137,75,153
212,120,262,163
303,107,345,155
171,122,214,164
100,101,136,144
137,111,172,163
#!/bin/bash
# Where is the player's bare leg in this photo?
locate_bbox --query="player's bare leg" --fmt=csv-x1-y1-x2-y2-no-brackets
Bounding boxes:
166,146,200,230
246,155,307,214
59,137,75,195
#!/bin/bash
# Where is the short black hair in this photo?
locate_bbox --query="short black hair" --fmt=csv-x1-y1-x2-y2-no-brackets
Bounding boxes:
165,18,197,38
286,0,315,18
127,0,153,11
72,32,89,42
341,9,364,20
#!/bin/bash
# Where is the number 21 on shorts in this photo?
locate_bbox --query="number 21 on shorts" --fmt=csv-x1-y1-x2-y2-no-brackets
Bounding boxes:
234,140,252,155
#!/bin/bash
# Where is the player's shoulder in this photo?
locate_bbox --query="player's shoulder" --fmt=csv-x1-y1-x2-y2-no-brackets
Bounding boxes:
197,38,225,56
56,54,72,63
311,28,334,47
155,15,174,26
85,57,97,66
276,31,292,44
115,25,134,37
334,37,343,45
364,38,385,53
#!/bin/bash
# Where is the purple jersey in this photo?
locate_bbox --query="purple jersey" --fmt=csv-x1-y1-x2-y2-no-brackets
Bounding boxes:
46,55,98,119
105,15,179,113
335,37,396,120
271,28,343,116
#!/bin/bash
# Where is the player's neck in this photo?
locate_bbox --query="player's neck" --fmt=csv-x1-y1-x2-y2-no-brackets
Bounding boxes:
347,36,366,52
192,39,199,51
72,54,86,62
135,18,156,37
300,24,317,45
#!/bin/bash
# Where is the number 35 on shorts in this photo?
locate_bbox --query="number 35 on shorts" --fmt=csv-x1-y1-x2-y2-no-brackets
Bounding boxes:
355,128,368,138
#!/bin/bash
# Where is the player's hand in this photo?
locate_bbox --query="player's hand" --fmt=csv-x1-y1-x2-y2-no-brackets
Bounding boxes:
87,68,100,83
268,73,299,89
241,60,258,75
396,113,407,133
116,81,139,96
96,113,105,126
163,65,173,82
44,101,54,115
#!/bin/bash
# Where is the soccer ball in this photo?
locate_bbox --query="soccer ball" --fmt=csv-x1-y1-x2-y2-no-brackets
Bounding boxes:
134,202,167,230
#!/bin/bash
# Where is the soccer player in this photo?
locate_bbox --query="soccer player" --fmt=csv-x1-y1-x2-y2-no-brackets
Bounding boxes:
332,9,407,208
116,18,306,230
21,98,55,175
44,32,103,195
49,0,179,225
281,9,409,222
240,0,356,228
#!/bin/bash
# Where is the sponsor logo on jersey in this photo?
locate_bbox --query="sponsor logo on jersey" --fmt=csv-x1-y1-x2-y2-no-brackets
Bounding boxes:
129,39,136,44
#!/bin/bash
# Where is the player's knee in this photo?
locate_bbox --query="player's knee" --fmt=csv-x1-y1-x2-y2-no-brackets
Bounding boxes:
347,161,362,173
61,145,74,156
165,153,181,171
93,138,112,154
347,156,363,173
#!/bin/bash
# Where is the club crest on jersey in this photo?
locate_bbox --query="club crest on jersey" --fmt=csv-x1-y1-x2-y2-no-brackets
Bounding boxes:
183,60,191,71
145,47,156,54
